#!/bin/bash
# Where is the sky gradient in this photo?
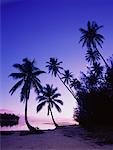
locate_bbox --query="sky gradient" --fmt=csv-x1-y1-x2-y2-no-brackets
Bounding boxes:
1,0,113,121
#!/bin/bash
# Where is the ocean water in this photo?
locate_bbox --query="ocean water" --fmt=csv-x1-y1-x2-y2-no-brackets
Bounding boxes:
0,117,76,131
0,120,55,131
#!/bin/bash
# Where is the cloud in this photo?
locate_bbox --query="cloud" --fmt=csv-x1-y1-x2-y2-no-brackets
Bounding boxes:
0,108,14,113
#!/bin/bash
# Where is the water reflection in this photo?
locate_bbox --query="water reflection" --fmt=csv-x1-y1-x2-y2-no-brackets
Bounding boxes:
0,119,56,131
0,116,76,131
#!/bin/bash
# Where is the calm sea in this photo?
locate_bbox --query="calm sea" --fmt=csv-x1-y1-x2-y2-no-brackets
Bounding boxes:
0,117,76,131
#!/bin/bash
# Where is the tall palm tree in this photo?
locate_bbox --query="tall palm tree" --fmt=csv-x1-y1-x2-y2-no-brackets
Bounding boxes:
79,21,109,68
9,58,45,132
46,58,76,99
37,84,63,127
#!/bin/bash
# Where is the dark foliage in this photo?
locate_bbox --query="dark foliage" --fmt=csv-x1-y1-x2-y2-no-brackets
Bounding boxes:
0,113,19,127
73,21,113,127
75,87,113,126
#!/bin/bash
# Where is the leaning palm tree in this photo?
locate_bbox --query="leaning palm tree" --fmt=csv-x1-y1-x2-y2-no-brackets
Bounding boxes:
79,21,109,68
9,58,45,132
61,70,75,95
37,84,63,127
46,58,76,99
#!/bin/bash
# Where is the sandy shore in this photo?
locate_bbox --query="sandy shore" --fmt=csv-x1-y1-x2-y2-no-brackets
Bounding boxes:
1,125,113,150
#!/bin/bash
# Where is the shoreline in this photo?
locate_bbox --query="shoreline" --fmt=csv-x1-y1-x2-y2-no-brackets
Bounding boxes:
1,125,113,150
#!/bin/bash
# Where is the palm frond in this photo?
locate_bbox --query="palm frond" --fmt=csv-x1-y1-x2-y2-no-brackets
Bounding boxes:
37,95,46,102
87,21,91,30
9,73,25,79
57,61,63,65
53,102,62,112
52,93,61,99
79,28,87,34
95,39,103,48
79,35,86,43
96,25,104,31
32,78,42,94
96,34,104,40
13,64,24,72
33,70,45,76
37,101,46,112
82,38,88,47
54,99,63,105
9,79,23,95
52,87,58,95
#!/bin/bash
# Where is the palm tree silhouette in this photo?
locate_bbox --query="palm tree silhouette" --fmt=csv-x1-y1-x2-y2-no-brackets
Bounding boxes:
85,48,100,65
70,78,81,91
46,58,63,77
79,21,109,68
37,84,63,127
46,58,76,99
91,62,103,78
106,55,113,88
61,70,75,95
62,70,73,84
9,58,45,132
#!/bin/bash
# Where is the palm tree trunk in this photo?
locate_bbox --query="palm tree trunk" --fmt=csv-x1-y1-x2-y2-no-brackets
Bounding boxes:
57,73,77,99
49,108,58,127
25,99,37,132
69,84,75,96
95,47,109,69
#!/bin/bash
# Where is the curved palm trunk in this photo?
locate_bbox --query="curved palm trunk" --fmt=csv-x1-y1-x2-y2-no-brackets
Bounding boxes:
25,99,37,132
49,108,58,128
57,73,77,99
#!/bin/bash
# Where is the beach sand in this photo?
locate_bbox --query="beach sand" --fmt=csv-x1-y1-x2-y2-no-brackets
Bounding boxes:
1,125,113,150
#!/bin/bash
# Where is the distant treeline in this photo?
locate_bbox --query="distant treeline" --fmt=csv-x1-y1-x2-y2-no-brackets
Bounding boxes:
0,113,19,127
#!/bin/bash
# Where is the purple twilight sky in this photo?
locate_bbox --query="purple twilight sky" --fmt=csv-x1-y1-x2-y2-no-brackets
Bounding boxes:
1,0,113,120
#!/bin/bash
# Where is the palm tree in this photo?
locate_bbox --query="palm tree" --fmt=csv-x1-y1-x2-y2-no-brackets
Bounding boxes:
62,70,73,85
46,58,63,77
91,62,103,78
107,54,113,69
85,48,100,65
79,21,109,68
61,70,75,95
37,84,63,127
46,58,76,99
70,78,81,91
106,55,113,89
87,73,99,90
9,58,45,132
